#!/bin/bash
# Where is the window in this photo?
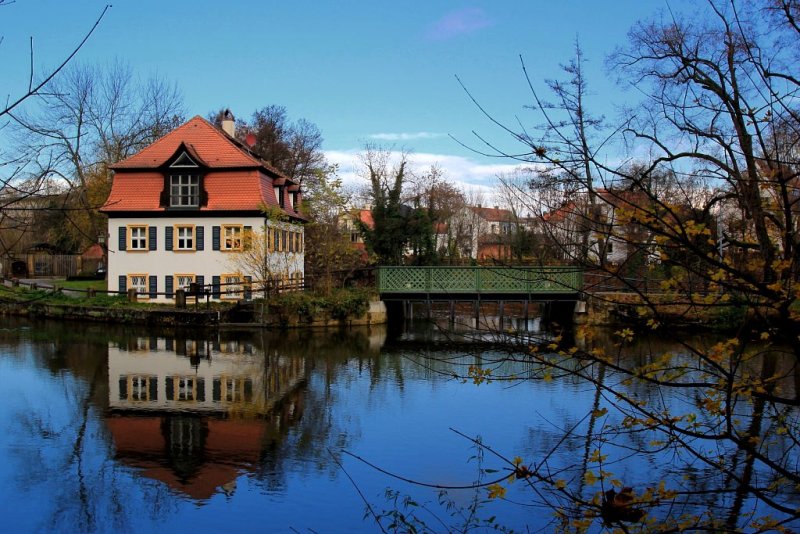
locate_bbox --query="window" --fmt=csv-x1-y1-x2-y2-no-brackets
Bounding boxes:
175,225,194,250
130,376,153,401
129,226,147,250
222,225,242,250
176,273,195,292
221,273,242,300
119,374,157,402
169,174,200,207
178,377,197,401
128,274,148,296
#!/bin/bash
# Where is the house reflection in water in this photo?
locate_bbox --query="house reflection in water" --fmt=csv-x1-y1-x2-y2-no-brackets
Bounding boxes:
106,334,306,501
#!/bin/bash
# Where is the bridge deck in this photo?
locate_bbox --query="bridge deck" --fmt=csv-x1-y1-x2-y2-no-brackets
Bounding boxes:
377,266,583,298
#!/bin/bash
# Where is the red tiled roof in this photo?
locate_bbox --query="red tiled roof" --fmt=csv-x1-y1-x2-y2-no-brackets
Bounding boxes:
358,209,374,229
102,116,304,217
111,116,262,170
102,172,163,211
471,206,513,222
102,170,286,212
81,243,105,259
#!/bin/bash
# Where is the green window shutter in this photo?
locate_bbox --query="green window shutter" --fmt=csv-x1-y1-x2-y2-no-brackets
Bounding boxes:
244,276,252,301
149,377,158,401
196,275,205,295
148,276,157,299
196,378,205,402
148,226,157,251
165,226,173,251
212,226,221,250
196,226,204,250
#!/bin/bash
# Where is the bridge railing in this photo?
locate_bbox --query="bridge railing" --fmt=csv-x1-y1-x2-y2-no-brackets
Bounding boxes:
377,266,583,294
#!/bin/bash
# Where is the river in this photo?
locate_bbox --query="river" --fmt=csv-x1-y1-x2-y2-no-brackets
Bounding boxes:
0,316,797,532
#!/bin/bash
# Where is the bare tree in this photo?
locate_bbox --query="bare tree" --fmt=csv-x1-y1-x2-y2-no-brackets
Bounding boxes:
210,105,326,191
446,1,800,529
8,61,184,252
0,4,111,261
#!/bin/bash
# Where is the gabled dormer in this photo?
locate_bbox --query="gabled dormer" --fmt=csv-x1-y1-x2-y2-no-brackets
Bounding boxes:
159,143,209,209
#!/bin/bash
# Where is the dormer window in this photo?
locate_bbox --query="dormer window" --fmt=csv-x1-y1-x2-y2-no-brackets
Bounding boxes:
169,151,200,208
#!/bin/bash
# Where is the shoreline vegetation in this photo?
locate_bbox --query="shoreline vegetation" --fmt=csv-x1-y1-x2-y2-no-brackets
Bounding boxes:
0,275,769,333
0,277,380,328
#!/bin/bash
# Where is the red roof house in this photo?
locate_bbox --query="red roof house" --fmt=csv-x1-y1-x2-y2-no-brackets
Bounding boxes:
101,114,306,301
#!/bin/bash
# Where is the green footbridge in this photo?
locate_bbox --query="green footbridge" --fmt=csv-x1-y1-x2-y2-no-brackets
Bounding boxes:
376,265,583,299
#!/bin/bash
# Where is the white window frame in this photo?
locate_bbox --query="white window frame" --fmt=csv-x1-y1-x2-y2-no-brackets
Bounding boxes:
221,273,243,300
175,225,195,251
169,174,200,207
128,274,148,297
222,225,243,251
177,376,196,401
128,226,148,250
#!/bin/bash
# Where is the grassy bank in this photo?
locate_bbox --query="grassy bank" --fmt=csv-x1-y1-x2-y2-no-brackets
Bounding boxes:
0,280,375,327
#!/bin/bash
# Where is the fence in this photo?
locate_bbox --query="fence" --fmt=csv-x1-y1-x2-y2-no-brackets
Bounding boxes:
0,275,308,308
1,254,87,279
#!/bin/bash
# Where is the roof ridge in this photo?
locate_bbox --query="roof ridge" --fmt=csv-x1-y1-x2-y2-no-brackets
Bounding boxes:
193,115,264,168
110,117,207,169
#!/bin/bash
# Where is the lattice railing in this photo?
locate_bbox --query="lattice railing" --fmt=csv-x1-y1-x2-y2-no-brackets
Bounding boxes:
377,266,582,294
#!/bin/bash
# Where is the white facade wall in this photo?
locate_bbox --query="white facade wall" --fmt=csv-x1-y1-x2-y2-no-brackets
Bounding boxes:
108,215,304,303
108,340,306,414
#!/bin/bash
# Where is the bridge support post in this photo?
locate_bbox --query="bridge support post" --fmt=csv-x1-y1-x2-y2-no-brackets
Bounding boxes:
449,300,455,325
524,298,530,324
499,300,505,330
474,299,480,328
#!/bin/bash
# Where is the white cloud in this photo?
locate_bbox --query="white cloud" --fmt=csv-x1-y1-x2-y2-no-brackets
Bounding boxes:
426,8,493,40
324,149,531,201
368,132,447,141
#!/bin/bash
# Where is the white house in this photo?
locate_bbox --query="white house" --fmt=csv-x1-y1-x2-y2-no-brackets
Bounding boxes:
101,114,305,302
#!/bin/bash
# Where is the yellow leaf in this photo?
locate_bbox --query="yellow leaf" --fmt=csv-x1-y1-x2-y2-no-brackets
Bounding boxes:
487,483,507,500
584,470,598,485
555,479,567,489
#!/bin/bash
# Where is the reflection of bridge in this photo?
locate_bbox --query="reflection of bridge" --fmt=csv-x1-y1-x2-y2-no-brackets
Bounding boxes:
377,265,584,322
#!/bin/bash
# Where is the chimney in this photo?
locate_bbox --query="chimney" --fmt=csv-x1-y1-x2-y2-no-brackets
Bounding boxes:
221,109,235,137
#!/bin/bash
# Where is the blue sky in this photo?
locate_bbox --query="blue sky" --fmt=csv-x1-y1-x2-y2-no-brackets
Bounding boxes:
2,0,682,192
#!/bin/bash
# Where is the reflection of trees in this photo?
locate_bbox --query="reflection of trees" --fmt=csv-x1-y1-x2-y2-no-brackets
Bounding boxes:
443,326,800,528
1,319,173,531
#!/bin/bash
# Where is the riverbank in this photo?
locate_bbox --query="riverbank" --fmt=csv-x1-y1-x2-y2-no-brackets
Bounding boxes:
577,292,762,332
0,278,386,328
